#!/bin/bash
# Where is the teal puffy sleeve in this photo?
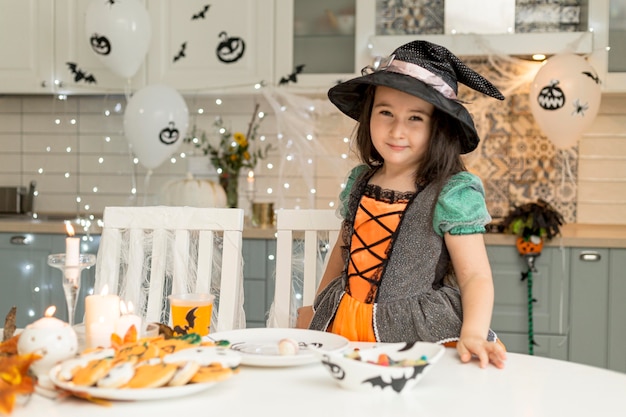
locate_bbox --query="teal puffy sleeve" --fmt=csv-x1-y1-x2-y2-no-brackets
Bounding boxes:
433,172,491,236
338,164,369,219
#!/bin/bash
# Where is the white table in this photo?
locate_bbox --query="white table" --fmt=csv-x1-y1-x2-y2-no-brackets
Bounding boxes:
12,348,626,417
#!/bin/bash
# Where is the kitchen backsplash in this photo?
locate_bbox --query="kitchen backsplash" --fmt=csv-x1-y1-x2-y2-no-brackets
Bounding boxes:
0,85,624,225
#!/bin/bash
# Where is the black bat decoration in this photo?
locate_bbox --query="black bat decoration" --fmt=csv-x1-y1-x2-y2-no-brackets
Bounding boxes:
66,62,97,84
363,364,429,393
192,4,211,20
173,42,187,62
279,64,305,85
582,71,601,84
173,306,198,335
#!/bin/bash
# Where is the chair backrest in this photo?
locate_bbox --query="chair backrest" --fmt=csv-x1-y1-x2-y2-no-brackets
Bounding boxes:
94,206,245,332
269,209,342,328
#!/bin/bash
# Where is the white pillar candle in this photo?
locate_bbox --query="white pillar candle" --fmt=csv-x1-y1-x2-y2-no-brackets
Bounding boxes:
85,285,120,348
247,170,255,192
115,301,142,338
64,223,80,283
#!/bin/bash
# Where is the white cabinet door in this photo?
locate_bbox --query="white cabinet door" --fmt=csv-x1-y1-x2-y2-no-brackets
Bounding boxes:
589,0,626,93
54,0,147,94
147,0,274,93
0,0,54,93
274,0,374,92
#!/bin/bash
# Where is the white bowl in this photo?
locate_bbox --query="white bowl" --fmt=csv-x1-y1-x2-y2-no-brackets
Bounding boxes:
319,342,445,393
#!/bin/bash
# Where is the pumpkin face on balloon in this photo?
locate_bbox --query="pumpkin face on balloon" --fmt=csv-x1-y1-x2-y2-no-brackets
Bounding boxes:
90,33,111,56
159,122,180,145
537,80,565,111
216,31,245,63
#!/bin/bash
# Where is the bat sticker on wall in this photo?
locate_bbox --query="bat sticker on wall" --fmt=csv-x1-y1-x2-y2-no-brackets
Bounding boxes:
192,4,211,20
216,31,245,63
66,62,97,84
90,33,112,56
159,121,180,145
173,42,187,62
279,64,305,85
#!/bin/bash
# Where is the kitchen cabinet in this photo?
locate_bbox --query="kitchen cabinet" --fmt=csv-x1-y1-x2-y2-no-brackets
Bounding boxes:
0,0,146,94
589,0,626,93
0,232,98,328
488,245,570,360
146,0,274,94
569,248,626,372
274,0,374,90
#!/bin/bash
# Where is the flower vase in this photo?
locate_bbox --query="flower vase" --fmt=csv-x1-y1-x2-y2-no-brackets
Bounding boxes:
219,172,239,208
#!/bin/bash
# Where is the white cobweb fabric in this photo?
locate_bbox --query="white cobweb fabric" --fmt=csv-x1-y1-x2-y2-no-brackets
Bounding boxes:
266,231,334,327
94,228,246,331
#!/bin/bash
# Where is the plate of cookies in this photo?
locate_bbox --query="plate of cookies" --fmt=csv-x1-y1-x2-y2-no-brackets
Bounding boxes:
208,328,349,367
48,336,242,401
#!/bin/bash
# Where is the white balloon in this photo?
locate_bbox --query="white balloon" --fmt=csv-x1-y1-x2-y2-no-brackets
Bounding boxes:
85,0,151,79
529,54,602,149
124,85,189,170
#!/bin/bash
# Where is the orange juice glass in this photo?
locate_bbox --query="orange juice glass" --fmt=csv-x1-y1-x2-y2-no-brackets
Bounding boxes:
168,293,214,337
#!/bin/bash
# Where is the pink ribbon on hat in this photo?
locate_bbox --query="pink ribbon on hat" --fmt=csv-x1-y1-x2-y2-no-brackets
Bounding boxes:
386,60,457,100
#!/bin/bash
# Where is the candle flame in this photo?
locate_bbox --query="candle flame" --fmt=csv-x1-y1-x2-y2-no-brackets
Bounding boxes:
120,300,128,315
127,301,135,314
100,284,109,296
65,223,75,237
248,170,254,179
44,306,56,317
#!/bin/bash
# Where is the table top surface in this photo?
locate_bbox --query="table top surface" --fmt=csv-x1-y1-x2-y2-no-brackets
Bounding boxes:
11,345,626,417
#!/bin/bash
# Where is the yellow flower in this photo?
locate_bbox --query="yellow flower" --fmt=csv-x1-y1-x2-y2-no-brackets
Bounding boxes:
233,132,247,146
230,154,238,162
243,151,250,160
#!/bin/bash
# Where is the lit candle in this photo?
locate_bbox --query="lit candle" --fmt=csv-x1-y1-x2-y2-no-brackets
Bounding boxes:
17,306,78,377
64,223,80,283
115,301,142,339
247,170,255,192
85,285,120,348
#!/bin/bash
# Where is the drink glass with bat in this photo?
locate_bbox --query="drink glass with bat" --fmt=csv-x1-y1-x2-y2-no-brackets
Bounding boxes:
168,293,214,337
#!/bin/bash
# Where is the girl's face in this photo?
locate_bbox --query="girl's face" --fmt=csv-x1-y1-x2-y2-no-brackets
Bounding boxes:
369,86,434,172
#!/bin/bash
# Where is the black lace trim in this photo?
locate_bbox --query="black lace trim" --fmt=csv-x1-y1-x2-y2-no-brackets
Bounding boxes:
363,184,415,204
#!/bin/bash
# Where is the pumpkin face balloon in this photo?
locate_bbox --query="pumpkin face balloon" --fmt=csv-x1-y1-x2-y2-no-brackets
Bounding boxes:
90,34,111,55
159,122,180,145
529,54,601,149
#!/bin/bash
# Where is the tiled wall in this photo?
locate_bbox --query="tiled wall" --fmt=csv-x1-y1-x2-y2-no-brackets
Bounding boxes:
0,88,624,225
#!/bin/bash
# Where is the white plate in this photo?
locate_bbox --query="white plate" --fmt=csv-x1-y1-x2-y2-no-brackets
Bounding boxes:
208,328,349,367
48,347,241,401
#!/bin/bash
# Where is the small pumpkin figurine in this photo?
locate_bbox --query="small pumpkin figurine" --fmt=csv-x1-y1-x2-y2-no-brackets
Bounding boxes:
160,173,227,208
500,199,564,256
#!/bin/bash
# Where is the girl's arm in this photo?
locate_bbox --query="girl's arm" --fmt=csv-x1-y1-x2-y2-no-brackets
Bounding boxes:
295,234,345,328
445,232,507,368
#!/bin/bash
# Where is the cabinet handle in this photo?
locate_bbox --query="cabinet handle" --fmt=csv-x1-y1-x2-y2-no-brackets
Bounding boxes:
579,251,601,262
10,235,32,245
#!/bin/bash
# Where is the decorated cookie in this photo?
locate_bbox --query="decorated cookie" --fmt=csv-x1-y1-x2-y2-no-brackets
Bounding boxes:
115,341,160,363
163,346,241,368
125,363,178,389
190,363,235,383
72,358,115,386
168,361,201,387
96,361,135,389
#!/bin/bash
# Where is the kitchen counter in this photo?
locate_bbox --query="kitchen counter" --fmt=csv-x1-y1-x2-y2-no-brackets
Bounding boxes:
1,218,625,248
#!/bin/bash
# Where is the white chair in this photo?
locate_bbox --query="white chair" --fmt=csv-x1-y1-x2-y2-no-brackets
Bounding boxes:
268,209,342,328
94,206,245,332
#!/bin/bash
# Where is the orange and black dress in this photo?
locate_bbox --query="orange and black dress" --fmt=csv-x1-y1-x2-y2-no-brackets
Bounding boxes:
309,165,498,344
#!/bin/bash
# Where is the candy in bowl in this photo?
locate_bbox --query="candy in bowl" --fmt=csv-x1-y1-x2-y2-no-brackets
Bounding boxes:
319,342,444,393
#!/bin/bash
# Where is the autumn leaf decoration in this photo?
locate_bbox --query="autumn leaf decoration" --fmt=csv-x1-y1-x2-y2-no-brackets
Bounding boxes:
0,349,41,415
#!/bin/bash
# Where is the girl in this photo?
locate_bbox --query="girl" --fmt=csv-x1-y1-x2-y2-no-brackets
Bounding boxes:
297,40,507,369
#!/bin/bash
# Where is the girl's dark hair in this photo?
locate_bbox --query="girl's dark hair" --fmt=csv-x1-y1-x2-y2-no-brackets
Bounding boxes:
355,85,466,191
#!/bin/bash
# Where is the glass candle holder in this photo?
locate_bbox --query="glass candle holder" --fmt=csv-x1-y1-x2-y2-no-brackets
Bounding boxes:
47,253,97,326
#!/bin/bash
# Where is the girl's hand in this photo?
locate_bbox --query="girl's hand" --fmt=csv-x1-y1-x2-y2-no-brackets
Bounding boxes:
296,306,314,329
457,336,507,369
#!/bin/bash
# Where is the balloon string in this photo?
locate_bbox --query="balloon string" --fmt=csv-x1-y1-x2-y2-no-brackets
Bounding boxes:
142,170,153,206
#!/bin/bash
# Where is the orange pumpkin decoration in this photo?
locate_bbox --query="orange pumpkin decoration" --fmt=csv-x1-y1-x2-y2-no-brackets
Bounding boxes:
515,235,544,256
